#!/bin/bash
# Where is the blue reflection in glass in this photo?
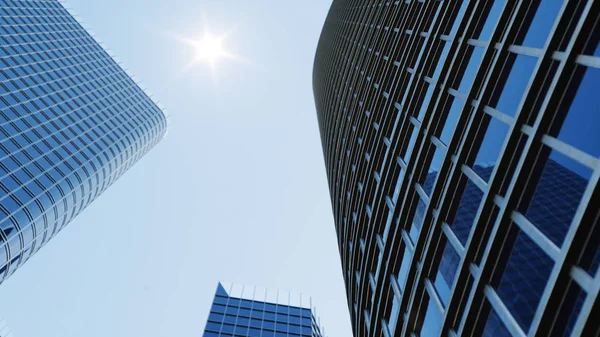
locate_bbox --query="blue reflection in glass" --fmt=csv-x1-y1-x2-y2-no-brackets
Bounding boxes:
556,66,600,159
440,96,464,145
404,125,419,162
433,41,451,79
482,306,511,337
410,197,427,243
450,177,483,245
398,247,413,290
527,151,590,247
423,145,445,196
522,0,564,48
418,83,435,120
450,1,469,37
495,54,538,116
473,116,510,177
433,238,460,307
420,297,443,337
457,46,485,93
497,228,554,332
478,0,506,41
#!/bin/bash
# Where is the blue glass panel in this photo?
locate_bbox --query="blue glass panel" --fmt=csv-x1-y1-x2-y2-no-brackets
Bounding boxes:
433,237,461,307
497,227,554,332
477,0,506,41
526,151,590,247
556,66,600,158
482,306,511,337
403,125,419,162
457,46,484,93
473,116,510,177
388,295,400,334
450,1,469,37
521,0,564,48
433,41,451,79
495,54,538,116
398,247,413,290
450,176,484,245
418,82,435,121
423,145,445,196
440,96,464,145
409,197,427,243
420,297,443,337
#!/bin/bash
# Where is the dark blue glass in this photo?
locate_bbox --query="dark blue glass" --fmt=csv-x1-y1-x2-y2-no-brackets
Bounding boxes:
473,116,510,176
495,54,538,117
521,0,564,48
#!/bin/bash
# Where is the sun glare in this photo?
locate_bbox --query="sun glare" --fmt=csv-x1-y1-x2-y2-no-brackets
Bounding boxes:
193,33,225,64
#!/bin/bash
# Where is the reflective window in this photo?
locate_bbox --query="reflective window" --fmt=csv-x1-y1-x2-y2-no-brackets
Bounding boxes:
433,237,461,307
481,304,511,337
555,66,600,158
521,0,564,48
525,150,590,247
496,226,554,331
398,247,413,290
419,296,443,337
423,145,445,196
449,176,484,245
494,54,538,116
457,46,485,93
477,0,506,41
472,116,510,176
440,96,465,145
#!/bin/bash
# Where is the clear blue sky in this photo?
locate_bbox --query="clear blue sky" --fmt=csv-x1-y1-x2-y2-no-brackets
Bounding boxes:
0,0,353,336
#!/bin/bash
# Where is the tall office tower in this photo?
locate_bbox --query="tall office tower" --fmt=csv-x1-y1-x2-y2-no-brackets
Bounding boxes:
0,317,12,337
313,1,600,336
0,1,166,284
203,282,325,337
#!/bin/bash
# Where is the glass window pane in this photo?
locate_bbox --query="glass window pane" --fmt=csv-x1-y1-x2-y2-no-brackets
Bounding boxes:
496,226,554,332
419,296,443,337
521,0,564,48
433,236,461,307
449,176,484,245
494,54,537,116
555,66,600,158
457,46,485,93
472,116,510,177
477,0,506,41
440,96,464,145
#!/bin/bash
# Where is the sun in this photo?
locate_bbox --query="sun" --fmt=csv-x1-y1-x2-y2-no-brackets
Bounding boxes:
192,33,225,64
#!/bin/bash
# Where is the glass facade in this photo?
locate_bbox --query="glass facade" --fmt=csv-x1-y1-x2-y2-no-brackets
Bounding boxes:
203,283,325,337
313,1,600,336
0,0,167,284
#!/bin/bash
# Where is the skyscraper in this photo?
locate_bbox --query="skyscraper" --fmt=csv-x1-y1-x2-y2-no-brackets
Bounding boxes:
0,0,166,284
313,1,599,336
203,282,325,337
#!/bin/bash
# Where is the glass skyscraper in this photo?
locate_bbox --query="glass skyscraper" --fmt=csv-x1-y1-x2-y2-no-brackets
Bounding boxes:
0,0,167,284
313,1,599,336
203,282,325,337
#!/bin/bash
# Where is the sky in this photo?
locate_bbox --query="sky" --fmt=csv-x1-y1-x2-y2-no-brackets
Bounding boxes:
0,0,354,336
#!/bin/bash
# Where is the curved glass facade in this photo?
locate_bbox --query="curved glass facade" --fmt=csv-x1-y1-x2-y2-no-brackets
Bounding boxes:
0,0,167,284
313,1,600,336
203,283,324,337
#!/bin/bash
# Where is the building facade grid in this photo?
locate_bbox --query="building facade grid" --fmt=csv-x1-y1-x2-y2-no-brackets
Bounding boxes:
203,283,325,337
0,0,167,283
313,1,600,336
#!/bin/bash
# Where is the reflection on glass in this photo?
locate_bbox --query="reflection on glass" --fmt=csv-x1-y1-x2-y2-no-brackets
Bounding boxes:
388,296,400,334
403,125,419,162
440,96,464,145
521,0,563,48
420,297,443,337
449,1,470,37
477,0,506,41
433,237,460,307
481,304,511,337
473,116,510,177
495,54,537,116
556,66,600,158
398,247,413,290
433,41,451,79
526,152,590,247
497,227,554,332
449,176,483,245
423,145,445,196
410,197,427,243
418,83,435,120
457,46,484,93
